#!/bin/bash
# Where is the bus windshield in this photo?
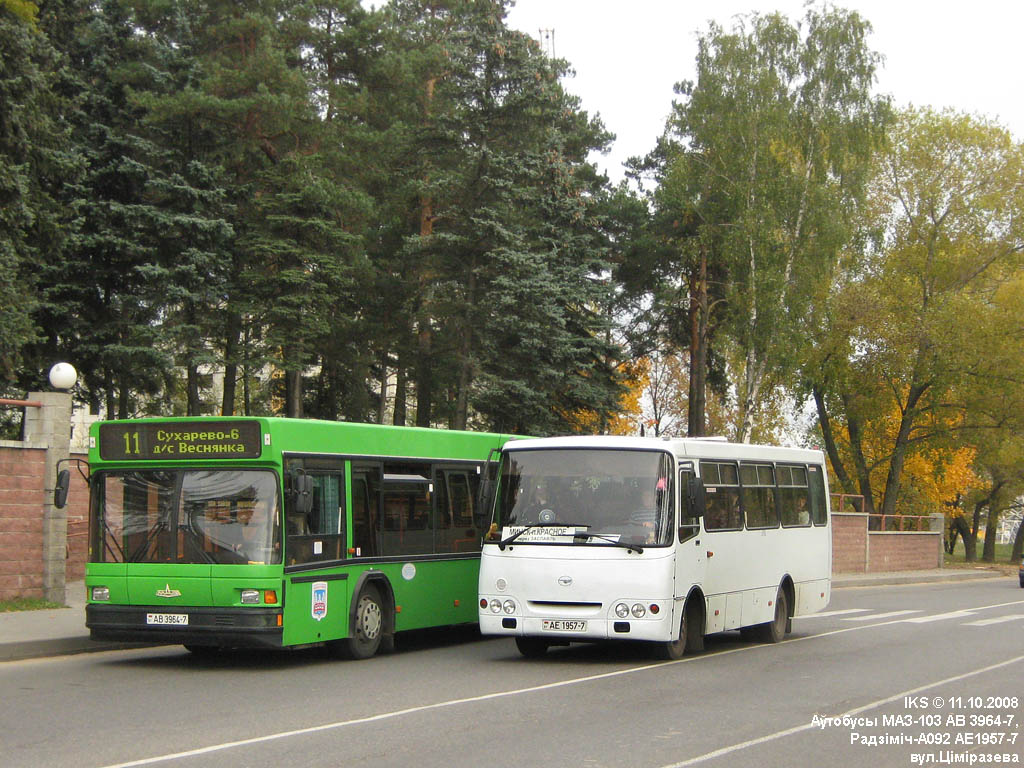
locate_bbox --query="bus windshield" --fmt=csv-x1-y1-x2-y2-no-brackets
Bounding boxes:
493,448,674,547
92,469,281,565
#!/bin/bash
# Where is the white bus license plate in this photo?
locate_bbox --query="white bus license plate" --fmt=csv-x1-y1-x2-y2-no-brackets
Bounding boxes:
543,620,586,632
146,613,188,626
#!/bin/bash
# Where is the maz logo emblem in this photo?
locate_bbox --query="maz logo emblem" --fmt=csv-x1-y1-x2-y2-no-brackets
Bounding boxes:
156,584,181,598
557,576,573,587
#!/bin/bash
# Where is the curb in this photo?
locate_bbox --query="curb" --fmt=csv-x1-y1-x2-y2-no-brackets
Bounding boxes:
0,638,158,663
833,570,1005,588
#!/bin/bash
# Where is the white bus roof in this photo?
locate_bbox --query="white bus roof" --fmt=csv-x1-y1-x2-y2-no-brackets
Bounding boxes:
502,435,824,464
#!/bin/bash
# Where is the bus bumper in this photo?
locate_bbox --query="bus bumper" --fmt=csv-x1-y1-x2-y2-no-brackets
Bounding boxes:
86,604,284,648
479,609,675,643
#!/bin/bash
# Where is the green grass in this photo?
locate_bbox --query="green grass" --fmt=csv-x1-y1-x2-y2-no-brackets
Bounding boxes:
0,597,66,612
943,540,1020,574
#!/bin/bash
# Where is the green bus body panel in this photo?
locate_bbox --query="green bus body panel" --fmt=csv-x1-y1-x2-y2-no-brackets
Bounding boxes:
282,573,349,646
89,416,512,469
85,417,515,649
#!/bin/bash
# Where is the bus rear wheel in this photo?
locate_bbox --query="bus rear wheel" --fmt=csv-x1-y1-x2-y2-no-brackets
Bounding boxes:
754,587,789,643
338,584,384,660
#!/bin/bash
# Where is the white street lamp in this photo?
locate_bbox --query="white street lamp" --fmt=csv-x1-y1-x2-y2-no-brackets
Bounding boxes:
49,362,77,390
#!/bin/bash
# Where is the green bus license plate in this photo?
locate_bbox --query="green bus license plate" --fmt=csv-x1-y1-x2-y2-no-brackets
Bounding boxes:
542,620,586,632
146,613,188,625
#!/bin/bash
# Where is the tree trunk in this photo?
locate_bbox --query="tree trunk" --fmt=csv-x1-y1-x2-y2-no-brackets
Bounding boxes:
965,500,984,562
377,358,389,425
952,514,974,560
841,390,876,516
186,363,201,416
117,383,129,420
982,510,999,563
813,384,856,495
879,381,929,517
393,367,407,426
687,250,708,437
285,368,302,418
415,325,432,427
1011,515,1023,562
221,312,241,416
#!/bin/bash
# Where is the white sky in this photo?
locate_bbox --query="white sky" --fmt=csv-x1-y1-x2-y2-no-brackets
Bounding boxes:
506,0,1024,182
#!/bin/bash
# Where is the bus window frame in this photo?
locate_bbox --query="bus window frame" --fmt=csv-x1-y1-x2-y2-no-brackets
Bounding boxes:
739,461,780,530
700,460,743,532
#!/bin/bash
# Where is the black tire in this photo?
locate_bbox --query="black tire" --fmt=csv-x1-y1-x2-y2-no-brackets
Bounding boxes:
515,636,549,658
652,611,686,660
340,583,385,660
184,644,220,657
755,587,789,643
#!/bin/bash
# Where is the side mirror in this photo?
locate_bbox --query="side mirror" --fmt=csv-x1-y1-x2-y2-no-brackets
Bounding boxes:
686,475,705,519
287,470,314,516
54,468,71,509
474,449,501,529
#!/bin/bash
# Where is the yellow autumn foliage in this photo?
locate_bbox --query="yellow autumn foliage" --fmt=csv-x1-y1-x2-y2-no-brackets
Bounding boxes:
565,358,650,435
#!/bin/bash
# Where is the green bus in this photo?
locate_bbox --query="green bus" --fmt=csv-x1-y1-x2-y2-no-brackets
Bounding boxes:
58,417,515,658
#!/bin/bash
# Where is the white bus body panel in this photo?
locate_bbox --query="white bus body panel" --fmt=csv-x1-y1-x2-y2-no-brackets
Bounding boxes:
479,436,832,646
479,546,681,642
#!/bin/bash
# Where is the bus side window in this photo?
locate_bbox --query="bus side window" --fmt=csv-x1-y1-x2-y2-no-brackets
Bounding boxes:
701,461,742,531
779,465,810,527
679,469,699,542
381,463,432,556
287,473,345,564
740,463,778,528
351,469,379,557
808,465,828,526
434,468,480,553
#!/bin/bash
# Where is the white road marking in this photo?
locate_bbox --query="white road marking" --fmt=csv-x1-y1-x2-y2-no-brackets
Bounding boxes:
97,597,1024,768
901,610,976,623
658,654,1024,768
797,608,871,618
841,610,920,621
964,613,1024,627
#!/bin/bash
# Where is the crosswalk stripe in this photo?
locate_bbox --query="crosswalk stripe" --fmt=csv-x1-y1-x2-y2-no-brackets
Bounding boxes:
798,608,870,619
902,610,976,623
963,614,1024,627
841,610,920,621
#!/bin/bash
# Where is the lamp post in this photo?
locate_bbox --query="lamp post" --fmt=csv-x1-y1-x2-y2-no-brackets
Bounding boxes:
25,363,77,604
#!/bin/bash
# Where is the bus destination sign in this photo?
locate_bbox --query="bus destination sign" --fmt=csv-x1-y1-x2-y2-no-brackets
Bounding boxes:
99,421,263,461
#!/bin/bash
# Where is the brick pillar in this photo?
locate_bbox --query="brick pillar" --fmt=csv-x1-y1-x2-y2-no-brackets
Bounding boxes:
23,391,72,604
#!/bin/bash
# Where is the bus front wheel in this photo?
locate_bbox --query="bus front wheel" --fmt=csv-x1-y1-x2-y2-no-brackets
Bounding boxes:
338,584,385,660
515,636,549,658
652,611,687,660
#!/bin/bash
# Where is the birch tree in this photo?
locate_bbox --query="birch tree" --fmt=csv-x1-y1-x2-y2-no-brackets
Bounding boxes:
667,6,888,441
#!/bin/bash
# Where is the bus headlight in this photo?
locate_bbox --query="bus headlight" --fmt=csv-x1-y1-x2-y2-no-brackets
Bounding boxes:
502,599,516,614
91,586,110,601
489,598,502,613
631,603,646,618
240,590,260,604
614,603,629,618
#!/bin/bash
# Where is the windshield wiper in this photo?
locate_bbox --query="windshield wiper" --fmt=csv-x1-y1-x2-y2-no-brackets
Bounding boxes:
573,531,644,554
498,522,588,550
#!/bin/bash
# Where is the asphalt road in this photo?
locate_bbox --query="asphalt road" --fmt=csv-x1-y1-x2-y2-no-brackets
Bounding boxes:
2,578,1022,768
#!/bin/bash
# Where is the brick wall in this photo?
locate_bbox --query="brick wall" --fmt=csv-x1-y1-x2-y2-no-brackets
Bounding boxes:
868,532,942,572
832,513,868,573
0,446,47,599
0,444,88,600
64,453,90,582
832,511,943,573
